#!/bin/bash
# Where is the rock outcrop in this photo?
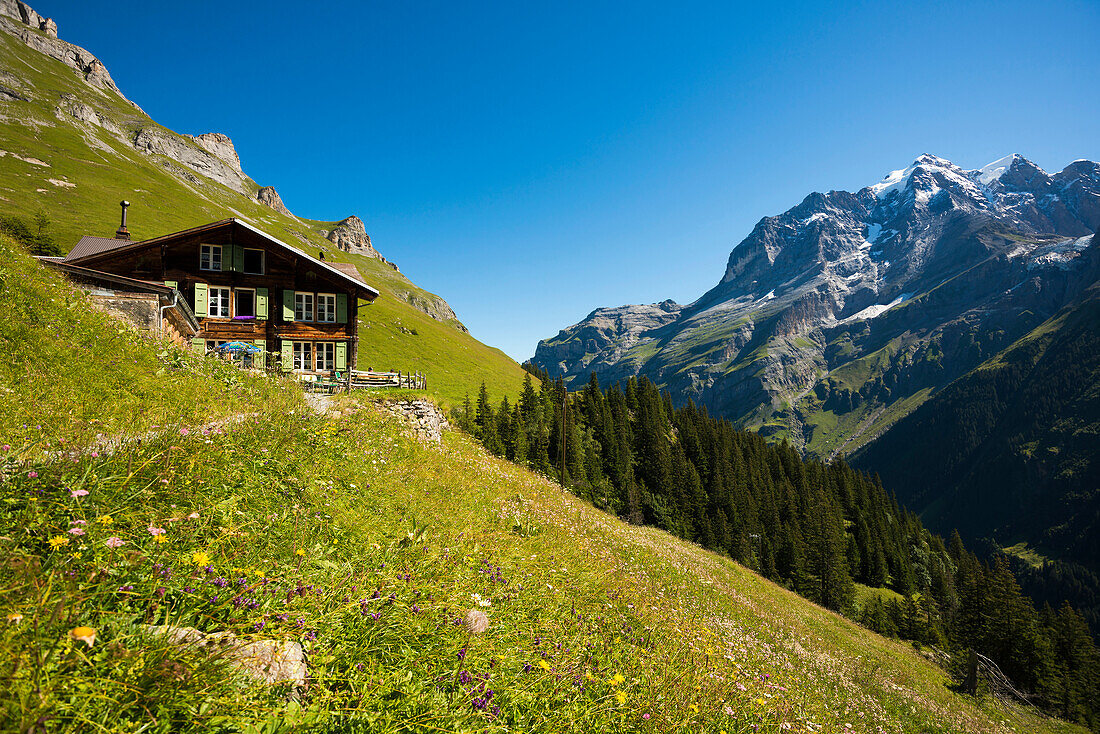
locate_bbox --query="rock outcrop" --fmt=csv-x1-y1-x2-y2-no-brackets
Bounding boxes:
187,132,243,173
132,127,248,194
395,289,469,332
0,5,124,97
326,215,380,258
256,185,292,216
0,0,55,37
381,399,450,442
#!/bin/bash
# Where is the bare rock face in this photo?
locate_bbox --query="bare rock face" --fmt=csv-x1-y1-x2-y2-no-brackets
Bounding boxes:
0,0,55,36
0,10,123,96
395,289,469,332
326,215,380,257
257,185,292,217
187,132,243,173
132,127,248,194
54,93,121,135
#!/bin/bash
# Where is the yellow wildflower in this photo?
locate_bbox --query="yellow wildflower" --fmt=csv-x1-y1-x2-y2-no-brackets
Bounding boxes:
191,551,210,566
153,534,169,544
49,535,69,549
295,549,305,557
690,704,699,713
98,515,113,525
615,690,627,705
6,613,22,624
609,672,625,686
756,698,766,706
70,626,96,647
538,659,551,671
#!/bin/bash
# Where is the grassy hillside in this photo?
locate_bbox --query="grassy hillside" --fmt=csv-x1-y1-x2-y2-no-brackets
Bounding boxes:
0,25,530,407
0,238,1085,733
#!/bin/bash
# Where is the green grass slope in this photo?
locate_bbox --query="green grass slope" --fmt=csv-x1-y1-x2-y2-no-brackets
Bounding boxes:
0,25,530,407
0,237,1084,733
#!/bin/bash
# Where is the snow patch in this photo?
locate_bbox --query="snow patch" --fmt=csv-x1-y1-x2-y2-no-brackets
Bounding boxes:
801,212,828,225
840,293,912,324
976,154,1017,185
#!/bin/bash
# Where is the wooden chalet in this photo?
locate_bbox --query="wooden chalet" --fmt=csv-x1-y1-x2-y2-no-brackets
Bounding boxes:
59,217,379,374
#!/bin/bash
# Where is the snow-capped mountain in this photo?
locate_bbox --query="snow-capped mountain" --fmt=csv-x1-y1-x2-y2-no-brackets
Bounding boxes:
532,154,1100,458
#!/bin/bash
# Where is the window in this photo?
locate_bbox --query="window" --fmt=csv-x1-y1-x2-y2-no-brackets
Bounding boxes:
316,342,335,371
295,292,314,321
208,287,230,318
243,248,264,275
200,244,222,271
293,341,313,371
317,293,336,323
235,289,255,319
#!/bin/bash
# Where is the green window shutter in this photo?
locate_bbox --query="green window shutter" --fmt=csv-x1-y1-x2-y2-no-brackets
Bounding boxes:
191,337,205,354
193,283,208,317
280,340,293,371
164,280,178,289
253,339,266,368
256,287,269,319
282,289,295,321
335,341,347,370
229,244,243,272
336,293,348,323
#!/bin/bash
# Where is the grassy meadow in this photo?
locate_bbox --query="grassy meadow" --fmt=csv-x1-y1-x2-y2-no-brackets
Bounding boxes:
0,235,1087,733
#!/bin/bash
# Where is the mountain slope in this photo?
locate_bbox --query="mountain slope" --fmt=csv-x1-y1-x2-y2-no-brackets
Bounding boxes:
533,154,1100,459
0,7,529,406
851,274,1100,570
0,231,1085,732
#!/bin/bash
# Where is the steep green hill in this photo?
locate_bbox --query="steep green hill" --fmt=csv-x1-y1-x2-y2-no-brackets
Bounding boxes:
0,231,1084,734
0,22,528,407
852,276,1100,568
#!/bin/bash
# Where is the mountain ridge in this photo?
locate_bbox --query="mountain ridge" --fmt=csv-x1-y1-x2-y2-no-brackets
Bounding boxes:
533,152,1100,460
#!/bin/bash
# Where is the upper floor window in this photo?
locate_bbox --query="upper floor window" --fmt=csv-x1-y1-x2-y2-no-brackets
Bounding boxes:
316,293,336,323
243,248,265,275
200,244,222,271
235,288,255,319
208,286,231,318
294,292,314,322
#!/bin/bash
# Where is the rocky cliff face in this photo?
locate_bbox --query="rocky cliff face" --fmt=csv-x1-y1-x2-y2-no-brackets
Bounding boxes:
256,185,292,216
187,133,243,173
326,216,380,257
533,154,1100,458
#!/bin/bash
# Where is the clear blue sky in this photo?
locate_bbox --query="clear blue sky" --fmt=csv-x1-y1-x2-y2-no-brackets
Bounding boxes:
40,0,1100,360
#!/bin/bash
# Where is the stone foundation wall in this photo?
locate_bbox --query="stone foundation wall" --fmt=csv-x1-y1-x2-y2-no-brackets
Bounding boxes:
381,399,450,442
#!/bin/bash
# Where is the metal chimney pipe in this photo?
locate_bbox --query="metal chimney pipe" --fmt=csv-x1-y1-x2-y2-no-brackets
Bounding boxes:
115,200,131,240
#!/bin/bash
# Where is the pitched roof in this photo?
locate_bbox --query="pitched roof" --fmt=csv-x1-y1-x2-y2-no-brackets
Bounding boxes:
328,261,367,284
66,218,379,300
65,235,131,261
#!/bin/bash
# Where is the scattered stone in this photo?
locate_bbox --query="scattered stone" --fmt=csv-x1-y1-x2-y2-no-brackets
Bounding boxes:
0,83,27,101
47,177,74,187
143,625,308,693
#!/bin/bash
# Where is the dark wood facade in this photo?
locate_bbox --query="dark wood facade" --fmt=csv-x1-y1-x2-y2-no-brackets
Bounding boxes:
63,219,378,373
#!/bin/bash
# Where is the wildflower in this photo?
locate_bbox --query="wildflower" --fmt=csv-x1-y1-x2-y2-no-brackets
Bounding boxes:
6,613,23,624
105,537,125,548
690,704,699,713
464,609,490,634
49,535,69,549
295,549,305,557
68,527,85,536
118,585,134,592
610,672,625,686
98,515,113,525
70,489,89,498
471,592,491,607
643,713,650,720
147,526,166,536
538,659,550,671
187,512,200,520
179,428,189,436
27,471,38,478
755,698,766,706
457,647,467,660
192,552,210,566
154,535,169,544
616,690,627,705
70,626,96,647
